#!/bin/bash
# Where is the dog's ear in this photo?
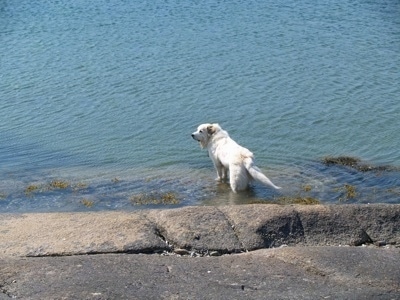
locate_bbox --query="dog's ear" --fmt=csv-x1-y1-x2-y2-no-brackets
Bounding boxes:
207,125,216,135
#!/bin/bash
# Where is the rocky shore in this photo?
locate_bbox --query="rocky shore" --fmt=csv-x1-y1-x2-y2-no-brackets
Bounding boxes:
1,204,399,299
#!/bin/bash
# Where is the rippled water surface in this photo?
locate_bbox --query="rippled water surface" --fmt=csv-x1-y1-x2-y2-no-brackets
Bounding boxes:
1,0,399,212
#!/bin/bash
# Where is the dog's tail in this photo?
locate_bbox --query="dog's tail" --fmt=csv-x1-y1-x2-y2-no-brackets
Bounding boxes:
244,158,281,190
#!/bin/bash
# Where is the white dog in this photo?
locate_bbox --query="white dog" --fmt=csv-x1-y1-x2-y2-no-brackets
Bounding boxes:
191,123,281,192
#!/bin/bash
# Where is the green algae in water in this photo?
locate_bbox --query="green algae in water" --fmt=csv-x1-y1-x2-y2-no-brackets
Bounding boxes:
344,184,357,199
72,182,89,192
111,177,120,183
248,196,320,205
336,184,357,202
322,156,400,172
323,156,361,168
48,180,70,190
81,198,94,208
23,180,89,198
24,184,41,195
130,191,180,205
24,180,70,195
276,196,320,205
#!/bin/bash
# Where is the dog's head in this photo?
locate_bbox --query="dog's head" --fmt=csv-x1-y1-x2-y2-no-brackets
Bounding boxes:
191,123,221,148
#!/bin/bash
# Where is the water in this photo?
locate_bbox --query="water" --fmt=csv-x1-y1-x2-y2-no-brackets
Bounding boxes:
1,0,399,212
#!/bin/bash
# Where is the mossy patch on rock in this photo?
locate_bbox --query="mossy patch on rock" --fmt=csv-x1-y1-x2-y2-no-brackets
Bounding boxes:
323,156,361,168
322,156,399,172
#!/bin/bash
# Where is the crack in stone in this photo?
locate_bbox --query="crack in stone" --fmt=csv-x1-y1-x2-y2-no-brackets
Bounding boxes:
351,229,374,246
216,208,246,253
352,212,376,246
140,213,174,251
153,227,174,251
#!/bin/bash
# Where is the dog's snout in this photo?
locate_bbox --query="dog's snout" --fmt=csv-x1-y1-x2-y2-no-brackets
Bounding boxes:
191,133,200,141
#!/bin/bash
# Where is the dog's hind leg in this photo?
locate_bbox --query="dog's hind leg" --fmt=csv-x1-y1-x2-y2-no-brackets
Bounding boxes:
229,164,249,192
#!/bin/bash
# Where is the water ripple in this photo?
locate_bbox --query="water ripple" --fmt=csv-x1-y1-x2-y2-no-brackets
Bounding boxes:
1,0,399,211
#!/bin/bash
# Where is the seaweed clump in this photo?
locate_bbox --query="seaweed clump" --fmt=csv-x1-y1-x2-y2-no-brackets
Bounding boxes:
130,191,180,205
323,156,360,168
248,196,320,205
25,180,70,194
48,180,70,190
322,156,399,172
81,198,94,208
25,184,41,195
336,184,357,202
276,196,320,205
24,180,88,196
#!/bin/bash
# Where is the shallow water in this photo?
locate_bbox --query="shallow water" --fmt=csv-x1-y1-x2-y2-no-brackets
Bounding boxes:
1,0,399,212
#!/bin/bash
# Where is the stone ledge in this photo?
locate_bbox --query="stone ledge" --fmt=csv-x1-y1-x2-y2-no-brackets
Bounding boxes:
0,204,399,257
0,247,399,299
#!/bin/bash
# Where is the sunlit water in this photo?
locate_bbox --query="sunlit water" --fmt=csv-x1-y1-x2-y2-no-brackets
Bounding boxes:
1,0,399,212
